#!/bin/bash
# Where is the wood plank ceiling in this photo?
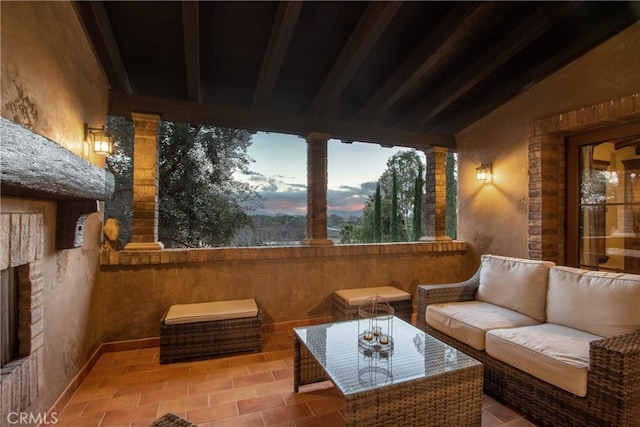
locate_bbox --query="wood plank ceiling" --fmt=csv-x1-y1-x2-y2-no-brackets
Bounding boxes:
74,1,639,150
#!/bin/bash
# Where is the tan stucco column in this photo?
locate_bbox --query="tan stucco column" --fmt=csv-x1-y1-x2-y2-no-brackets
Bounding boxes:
421,146,452,242
302,132,333,246
124,113,164,250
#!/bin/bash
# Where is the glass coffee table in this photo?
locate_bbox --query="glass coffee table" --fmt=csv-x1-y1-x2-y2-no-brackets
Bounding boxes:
293,316,483,427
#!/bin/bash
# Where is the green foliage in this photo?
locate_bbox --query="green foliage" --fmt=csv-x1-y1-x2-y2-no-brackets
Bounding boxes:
390,168,400,242
104,117,263,248
357,150,424,243
445,151,458,240
373,182,382,242
412,162,424,241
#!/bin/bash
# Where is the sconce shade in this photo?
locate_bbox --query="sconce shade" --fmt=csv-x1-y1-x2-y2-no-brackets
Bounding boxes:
84,123,114,155
476,163,492,181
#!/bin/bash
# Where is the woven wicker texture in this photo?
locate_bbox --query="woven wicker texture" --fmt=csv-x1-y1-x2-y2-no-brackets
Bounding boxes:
150,413,197,427
159,308,262,364
417,275,640,427
294,317,483,426
332,291,413,323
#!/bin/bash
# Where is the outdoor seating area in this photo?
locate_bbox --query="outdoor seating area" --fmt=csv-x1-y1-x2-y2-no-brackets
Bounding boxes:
332,286,413,322
53,327,538,426
160,299,262,364
2,2,640,426
417,255,640,427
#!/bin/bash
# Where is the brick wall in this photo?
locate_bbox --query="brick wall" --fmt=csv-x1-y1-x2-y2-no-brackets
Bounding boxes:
0,213,44,421
528,93,640,263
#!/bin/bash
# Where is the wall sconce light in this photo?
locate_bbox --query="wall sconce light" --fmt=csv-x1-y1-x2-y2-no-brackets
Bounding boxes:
84,123,114,155
476,162,492,181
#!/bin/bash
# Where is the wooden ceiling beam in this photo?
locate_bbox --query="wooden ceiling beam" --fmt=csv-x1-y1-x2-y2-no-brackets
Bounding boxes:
399,2,580,131
353,2,494,124
308,1,402,118
182,1,201,102
109,92,455,150
252,1,303,110
427,6,639,134
72,1,132,94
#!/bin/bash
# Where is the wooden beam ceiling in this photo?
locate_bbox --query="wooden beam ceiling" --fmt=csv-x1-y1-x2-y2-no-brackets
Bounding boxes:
398,2,581,131
308,1,402,118
73,1,132,94
109,92,455,150
72,1,639,148
182,1,201,102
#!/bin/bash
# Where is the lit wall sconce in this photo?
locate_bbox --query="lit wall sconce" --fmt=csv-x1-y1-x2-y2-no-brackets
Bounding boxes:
84,123,114,155
476,162,492,181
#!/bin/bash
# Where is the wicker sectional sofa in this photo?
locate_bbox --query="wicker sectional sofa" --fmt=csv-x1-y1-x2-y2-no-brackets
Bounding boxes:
417,254,640,427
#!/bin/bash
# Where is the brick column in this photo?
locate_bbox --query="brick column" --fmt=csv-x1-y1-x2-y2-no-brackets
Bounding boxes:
124,113,164,250
302,132,333,245
421,147,451,241
528,134,562,262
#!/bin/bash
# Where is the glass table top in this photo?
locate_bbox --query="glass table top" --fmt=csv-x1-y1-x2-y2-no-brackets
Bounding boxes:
294,316,481,396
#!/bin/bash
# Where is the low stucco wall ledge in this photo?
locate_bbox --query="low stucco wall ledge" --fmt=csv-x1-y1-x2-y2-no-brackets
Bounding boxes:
100,241,468,266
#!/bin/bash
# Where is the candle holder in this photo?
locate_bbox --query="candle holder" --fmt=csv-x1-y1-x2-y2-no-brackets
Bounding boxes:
357,294,394,354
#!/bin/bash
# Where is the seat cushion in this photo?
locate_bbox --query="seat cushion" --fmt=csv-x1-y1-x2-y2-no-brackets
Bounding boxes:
334,286,411,306
547,266,640,338
477,254,555,322
486,323,602,397
164,299,259,325
426,301,541,350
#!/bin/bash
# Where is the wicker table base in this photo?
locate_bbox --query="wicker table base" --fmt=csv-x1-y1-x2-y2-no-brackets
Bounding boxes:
294,318,483,427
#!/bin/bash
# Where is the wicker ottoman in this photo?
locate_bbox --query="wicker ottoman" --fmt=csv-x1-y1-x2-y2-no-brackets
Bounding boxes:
332,286,412,322
160,299,262,364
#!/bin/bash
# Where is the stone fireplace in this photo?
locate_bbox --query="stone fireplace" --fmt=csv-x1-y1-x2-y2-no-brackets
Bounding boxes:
0,118,115,420
0,213,44,418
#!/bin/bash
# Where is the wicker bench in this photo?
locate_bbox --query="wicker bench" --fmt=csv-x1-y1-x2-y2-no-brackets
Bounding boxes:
332,286,412,322
159,298,262,364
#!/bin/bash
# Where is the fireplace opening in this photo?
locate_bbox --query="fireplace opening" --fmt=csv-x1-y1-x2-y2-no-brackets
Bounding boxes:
0,267,20,367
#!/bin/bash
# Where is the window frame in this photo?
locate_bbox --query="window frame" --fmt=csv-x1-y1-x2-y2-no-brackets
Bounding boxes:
566,122,640,271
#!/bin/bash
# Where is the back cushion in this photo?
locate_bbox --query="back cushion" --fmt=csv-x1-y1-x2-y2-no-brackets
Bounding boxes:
547,266,640,337
477,255,555,322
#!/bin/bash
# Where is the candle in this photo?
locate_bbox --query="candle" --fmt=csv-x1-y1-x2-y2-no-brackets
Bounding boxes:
363,331,373,341
379,336,389,345
373,326,382,336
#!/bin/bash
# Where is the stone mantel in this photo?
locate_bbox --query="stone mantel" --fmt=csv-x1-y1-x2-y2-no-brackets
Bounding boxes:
0,117,115,201
1,117,115,248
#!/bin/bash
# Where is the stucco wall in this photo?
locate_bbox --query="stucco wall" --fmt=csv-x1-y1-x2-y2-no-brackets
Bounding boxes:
1,1,108,420
97,244,473,342
1,1,109,164
456,22,640,260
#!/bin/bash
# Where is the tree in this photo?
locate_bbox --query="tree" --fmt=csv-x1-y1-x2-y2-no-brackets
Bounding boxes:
390,168,400,242
379,151,424,226
105,117,263,248
445,151,457,240
412,162,424,241
373,182,382,242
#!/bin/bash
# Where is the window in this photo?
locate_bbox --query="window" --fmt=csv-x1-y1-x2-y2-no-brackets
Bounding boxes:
1,268,19,366
567,125,640,273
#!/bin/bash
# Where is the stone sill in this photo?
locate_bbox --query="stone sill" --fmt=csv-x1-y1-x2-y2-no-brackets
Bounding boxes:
100,241,468,266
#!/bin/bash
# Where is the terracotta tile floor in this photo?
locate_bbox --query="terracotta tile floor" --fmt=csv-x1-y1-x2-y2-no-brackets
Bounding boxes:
56,330,538,427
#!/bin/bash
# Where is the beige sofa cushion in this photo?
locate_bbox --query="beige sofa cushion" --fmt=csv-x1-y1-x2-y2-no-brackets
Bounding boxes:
486,323,602,397
547,266,640,338
164,299,259,325
477,254,555,322
334,286,411,306
426,301,541,350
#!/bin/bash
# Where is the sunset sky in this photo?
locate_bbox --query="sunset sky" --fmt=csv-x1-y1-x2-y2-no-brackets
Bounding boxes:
235,132,417,216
